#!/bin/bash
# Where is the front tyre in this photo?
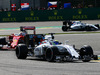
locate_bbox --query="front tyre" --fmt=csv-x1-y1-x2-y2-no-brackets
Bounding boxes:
95,24,99,29
0,37,7,45
45,47,59,62
80,45,93,62
16,44,28,59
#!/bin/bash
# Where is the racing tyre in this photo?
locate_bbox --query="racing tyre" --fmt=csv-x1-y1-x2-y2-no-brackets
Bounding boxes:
85,26,91,31
16,44,28,59
80,45,93,62
45,47,59,62
0,37,7,45
62,25,68,31
95,24,100,29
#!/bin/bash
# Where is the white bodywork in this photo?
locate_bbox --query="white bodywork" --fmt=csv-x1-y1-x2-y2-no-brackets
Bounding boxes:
63,45,79,58
34,35,79,59
70,21,98,30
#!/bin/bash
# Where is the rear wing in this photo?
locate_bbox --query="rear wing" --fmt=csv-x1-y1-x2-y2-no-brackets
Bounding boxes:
20,26,36,34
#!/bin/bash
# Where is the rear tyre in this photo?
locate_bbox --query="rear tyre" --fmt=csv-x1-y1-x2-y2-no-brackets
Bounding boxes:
85,26,91,31
45,47,59,62
16,44,28,59
80,45,93,62
62,25,68,31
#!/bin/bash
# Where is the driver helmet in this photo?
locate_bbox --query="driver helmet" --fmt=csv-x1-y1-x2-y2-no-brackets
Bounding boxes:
18,31,26,36
53,40,59,45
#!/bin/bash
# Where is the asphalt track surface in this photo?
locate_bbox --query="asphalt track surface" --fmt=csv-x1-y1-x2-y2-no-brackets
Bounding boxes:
0,20,100,75
0,20,100,35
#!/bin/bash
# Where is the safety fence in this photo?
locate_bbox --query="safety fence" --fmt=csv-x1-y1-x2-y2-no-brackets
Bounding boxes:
0,8,100,22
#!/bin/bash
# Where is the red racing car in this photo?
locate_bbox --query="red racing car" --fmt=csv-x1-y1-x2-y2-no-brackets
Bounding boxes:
0,26,43,50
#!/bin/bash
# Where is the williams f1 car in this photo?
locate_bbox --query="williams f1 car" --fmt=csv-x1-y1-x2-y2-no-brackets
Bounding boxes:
15,31,96,62
62,20,99,31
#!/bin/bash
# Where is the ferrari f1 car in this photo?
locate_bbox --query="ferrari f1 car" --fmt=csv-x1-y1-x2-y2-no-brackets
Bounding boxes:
62,20,100,31
0,26,36,50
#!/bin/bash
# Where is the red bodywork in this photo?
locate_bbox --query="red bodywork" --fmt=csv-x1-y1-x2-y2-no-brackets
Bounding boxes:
1,26,36,50
11,35,24,48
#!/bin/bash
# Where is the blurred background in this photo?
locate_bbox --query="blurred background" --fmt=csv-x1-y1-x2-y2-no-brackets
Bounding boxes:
0,0,100,11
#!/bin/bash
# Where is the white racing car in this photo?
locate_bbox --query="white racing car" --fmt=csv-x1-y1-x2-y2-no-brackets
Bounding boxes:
16,33,96,62
62,20,99,31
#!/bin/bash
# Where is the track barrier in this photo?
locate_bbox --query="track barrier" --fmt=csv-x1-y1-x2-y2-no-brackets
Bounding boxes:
0,8,100,22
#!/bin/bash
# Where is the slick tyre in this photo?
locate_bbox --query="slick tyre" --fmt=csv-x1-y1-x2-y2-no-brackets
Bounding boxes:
80,45,93,62
45,47,59,62
85,26,90,31
16,44,28,59
62,25,68,31
95,24,99,28
0,37,7,45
